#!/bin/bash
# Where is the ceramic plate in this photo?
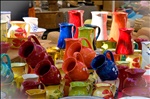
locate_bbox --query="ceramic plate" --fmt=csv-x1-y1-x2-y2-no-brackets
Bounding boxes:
122,87,149,97
30,28,46,34
60,96,103,99
119,96,150,99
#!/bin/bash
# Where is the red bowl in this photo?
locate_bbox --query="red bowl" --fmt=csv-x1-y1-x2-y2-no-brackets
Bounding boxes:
0,42,11,54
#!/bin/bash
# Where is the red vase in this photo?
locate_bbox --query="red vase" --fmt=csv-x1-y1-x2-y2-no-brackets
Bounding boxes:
116,28,134,55
123,68,146,89
68,10,84,38
109,12,127,42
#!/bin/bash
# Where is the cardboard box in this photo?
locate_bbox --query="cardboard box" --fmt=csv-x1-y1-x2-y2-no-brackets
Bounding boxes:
103,1,124,11
35,11,64,29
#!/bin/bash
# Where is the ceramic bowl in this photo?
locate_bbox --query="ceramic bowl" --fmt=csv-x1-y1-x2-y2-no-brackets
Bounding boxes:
30,28,46,39
0,42,11,54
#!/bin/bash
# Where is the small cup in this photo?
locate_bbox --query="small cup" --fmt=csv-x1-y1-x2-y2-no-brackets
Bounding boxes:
11,63,26,76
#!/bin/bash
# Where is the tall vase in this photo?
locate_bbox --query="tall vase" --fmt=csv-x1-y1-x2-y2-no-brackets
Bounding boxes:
109,12,128,42
116,28,134,55
91,11,108,41
68,10,84,38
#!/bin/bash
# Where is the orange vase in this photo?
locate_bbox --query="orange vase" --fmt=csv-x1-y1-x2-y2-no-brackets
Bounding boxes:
109,12,128,42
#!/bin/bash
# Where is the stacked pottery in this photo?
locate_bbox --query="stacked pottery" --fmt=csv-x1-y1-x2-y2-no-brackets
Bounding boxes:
91,50,119,98
62,37,96,96
18,35,62,98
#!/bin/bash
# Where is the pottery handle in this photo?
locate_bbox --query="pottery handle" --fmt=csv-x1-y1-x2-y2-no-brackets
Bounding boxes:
95,26,101,40
73,52,84,63
103,50,115,62
39,83,45,90
1,53,11,70
28,35,41,45
72,25,76,37
80,37,93,49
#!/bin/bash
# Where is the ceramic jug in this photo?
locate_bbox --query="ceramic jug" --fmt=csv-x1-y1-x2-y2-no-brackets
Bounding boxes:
92,82,116,99
34,58,61,85
68,10,84,38
141,41,150,69
84,24,101,50
109,12,128,42
67,38,96,69
1,53,14,83
63,38,80,61
57,22,76,49
7,21,30,38
45,84,63,99
116,28,134,55
91,11,108,41
123,68,146,88
18,35,49,69
62,52,89,81
69,81,90,96
91,50,118,81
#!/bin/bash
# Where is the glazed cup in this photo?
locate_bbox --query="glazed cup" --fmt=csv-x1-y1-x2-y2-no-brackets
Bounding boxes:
26,89,46,99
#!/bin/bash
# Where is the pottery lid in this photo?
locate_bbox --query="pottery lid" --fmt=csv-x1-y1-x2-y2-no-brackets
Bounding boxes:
0,11,11,14
11,63,26,67
141,41,150,44
70,81,88,87
116,61,130,64
22,74,38,80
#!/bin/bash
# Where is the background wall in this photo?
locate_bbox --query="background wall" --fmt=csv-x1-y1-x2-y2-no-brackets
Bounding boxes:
1,1,30,20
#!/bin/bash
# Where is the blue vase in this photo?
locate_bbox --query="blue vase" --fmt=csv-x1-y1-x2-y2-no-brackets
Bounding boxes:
91,50,118,81
57,22,76,49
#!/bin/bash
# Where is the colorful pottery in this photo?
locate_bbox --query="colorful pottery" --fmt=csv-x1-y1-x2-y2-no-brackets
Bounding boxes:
1,53,14,83
117,65,128,92
141,41,150,69
7,21,30,38
92,82,116,99
91,50,118,81
18,35,49,69
84,24,100,50
69,81,90,96
62,52,89,81
91,11,108,41
35,59,61,85
109,12,127,42
116,28,134,55
26,89,46,99
123,68,146,88
45,84,63,99
57,22,76,49
0,20,7,42
68,10,84,38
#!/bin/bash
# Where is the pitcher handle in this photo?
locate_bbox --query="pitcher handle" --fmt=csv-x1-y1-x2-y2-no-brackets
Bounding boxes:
103,50,115,62
72,25,76,37
95,26,101,40
73,52,84,63
1,53,11,70
28,35,41,45
80,37,92,49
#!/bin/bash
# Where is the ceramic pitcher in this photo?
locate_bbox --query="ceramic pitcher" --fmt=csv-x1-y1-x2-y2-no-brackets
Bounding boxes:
1,53,14,83
7,21,30,38
67,38,96,69
141,41,150,69
109,12,128,42
91,50,118,81
34,58,61,85
69,81,90,96
62,52,89,81
84,24,101,50
116,28,134,55
91,11,108,41
63,38,80,61
68,10,84,38
92,82,116,99
78,26,96,50
57,22,76,49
